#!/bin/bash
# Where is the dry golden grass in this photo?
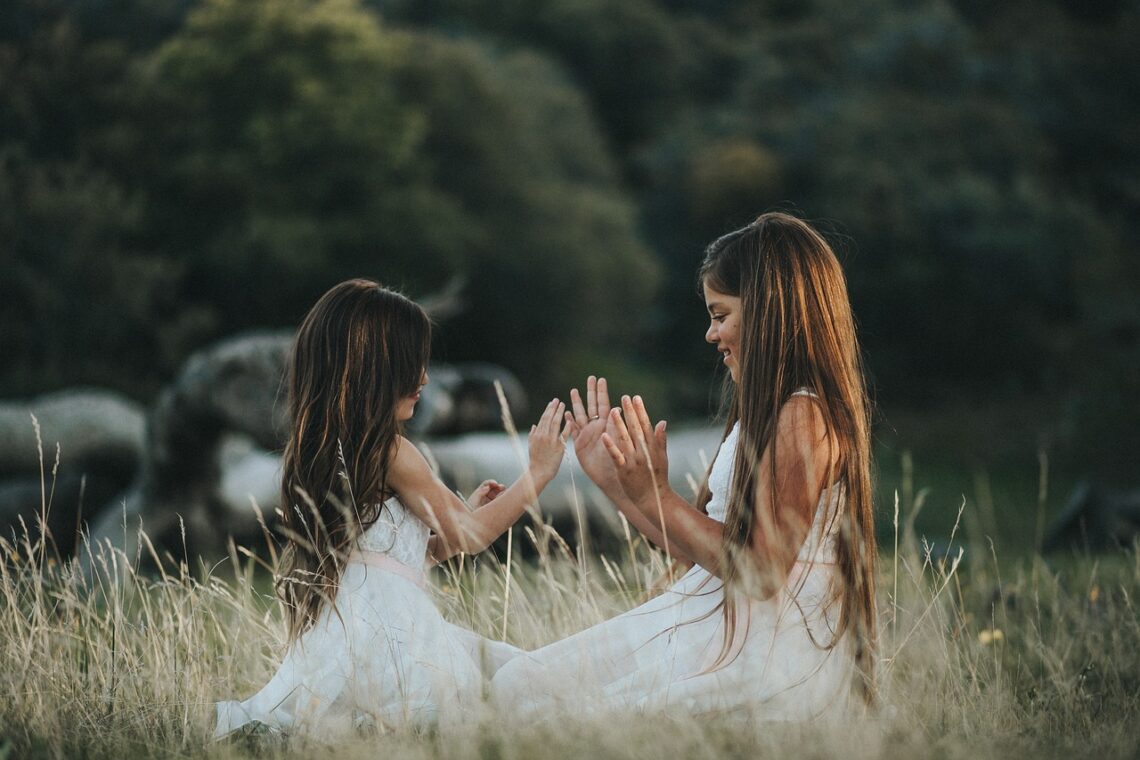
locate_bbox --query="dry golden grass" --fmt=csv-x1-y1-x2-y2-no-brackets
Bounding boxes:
0,489,1135,756
1,472,1137,759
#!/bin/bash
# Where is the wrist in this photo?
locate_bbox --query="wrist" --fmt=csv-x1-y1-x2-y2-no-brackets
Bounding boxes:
526,465,554,491
632,486,673,514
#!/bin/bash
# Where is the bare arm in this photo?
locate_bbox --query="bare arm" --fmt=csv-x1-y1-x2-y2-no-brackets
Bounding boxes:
603,395,836,594
387,399,568,564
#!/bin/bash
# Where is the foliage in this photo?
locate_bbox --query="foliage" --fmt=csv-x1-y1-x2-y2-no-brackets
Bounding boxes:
1,0,656,399
1,0,1137,474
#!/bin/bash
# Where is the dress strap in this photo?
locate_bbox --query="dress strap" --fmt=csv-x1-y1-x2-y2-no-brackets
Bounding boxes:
347,549,427,589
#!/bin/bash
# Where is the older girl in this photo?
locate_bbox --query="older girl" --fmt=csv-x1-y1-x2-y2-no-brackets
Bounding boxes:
491,212,877,718
215,279,568,737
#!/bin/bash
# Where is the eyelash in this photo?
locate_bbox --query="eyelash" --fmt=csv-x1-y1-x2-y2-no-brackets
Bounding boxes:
712,314,726,323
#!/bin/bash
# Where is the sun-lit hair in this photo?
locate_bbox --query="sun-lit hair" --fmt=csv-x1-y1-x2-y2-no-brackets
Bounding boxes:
276,279,430,642
695,212,877,703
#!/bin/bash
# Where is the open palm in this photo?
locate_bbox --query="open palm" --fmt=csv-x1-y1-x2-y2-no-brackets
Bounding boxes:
567,376,621,492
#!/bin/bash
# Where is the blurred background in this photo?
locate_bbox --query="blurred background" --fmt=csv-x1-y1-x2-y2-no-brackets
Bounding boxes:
1,0,1137,555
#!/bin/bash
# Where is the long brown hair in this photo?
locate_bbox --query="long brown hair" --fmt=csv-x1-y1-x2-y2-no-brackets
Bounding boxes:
276,279,431,642
696,212,877,702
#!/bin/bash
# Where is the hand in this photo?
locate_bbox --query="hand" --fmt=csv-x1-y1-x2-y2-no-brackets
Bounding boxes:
601,395,670,507
528,398,569,485
465,479,505,509
566,376,621,492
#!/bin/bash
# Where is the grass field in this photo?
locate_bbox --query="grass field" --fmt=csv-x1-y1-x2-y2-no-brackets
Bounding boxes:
1,396,1137,760
1,484,1137,760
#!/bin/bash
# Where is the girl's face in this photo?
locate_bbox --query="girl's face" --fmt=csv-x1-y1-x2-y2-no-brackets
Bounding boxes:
396,369,429,421
703,281,743,384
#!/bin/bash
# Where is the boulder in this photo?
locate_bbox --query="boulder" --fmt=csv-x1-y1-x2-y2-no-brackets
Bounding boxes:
0,389,144,550
1043,481,1140,553
82,329,532,564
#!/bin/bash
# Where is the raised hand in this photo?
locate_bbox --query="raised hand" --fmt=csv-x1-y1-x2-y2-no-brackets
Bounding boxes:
566,376,620,492
528,398,569,485
601,395,670,506
465,479,506,509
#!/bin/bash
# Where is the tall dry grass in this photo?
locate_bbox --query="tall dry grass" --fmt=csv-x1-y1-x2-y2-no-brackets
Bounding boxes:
1,444,1137,759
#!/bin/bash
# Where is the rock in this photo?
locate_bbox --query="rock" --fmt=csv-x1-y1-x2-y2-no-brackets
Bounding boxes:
0,389,144,551
1043,481,1140,553
423,424,725,538
407,363,528,436
81,329,534,564
0,388,144,478
85,332,292,565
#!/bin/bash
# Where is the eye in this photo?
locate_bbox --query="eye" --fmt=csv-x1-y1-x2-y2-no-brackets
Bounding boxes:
711,314,727,323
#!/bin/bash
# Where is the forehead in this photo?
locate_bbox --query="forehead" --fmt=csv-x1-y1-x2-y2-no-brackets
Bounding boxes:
702,281,740,309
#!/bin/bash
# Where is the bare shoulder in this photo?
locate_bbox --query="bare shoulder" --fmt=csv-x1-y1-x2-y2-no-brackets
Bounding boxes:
778,394,829,437
388,436,434,487
777,394,840,469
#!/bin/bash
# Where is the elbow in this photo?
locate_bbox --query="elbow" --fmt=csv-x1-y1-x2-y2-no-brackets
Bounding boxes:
433,520,491,559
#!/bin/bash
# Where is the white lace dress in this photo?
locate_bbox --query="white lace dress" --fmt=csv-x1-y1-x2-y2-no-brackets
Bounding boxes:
214,499,520,738
490,420,855,719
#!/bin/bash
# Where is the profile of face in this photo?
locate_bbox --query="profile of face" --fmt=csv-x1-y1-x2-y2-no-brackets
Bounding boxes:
396,369,429,421
703,280,743,383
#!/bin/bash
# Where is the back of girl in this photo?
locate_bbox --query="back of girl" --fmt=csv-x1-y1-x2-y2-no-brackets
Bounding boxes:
214,279,568,738
490,212,876,718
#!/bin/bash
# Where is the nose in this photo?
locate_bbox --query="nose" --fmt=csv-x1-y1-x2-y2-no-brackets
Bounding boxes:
705,321,717,344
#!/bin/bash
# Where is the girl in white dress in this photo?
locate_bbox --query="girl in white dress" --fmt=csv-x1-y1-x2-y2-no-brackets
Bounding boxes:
214,279,568,738
491,212,877,718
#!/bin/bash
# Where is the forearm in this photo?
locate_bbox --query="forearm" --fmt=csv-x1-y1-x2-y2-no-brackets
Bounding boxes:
604,483,694,563
632,489,725,576
429,468,551,561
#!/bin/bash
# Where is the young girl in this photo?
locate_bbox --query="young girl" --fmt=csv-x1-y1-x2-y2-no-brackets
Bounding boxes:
214,279,568,737
490,212,877,718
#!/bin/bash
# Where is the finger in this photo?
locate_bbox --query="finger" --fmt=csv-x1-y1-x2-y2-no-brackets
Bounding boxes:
654,420,667,449
621,395,647,453
564,411,580,439
632,395,655,444
538,398,559,431
553,400,566,433
601,432,626,467
586,375,597,419
560,414,573,442
596,377,611,414
541,400,564,436
607,406,634,456
570,387,588,425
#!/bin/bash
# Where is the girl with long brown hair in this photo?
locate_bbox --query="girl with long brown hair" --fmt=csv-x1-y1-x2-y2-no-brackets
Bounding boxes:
215,279,568,737
491,212,876,718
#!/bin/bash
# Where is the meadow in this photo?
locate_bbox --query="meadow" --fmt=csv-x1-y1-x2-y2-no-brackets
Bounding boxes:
1,450,1137,760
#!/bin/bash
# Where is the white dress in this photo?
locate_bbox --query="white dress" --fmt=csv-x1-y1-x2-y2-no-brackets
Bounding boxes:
214,498,521,738
490,419,855,719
